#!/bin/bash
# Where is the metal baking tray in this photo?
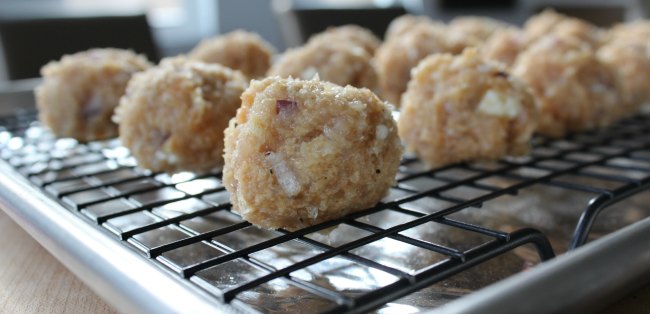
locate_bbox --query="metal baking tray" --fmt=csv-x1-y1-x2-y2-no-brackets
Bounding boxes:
1,96,649,313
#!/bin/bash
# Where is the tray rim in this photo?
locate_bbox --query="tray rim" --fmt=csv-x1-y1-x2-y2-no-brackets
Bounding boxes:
0,160,243,314
431,215,650,314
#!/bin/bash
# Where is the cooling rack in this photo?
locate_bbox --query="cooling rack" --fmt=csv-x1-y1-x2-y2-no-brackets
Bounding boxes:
1,110,649,314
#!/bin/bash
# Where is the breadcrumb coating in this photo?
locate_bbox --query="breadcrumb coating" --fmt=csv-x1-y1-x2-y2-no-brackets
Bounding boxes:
223,76,402,230
399,49,538,168
512,35,621,137
36,48,151,141
267,40,378,92
115,57,247,173
190,30,275,79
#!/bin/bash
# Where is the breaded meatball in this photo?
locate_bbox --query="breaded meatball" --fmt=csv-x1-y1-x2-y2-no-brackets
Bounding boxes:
524,9,568,42
524,10,603,47
598,40,650,114
267,41,377,91
553,18,605,47
512,35,620,137
189,30,274,79
384,14,440,40
35,48,151,141
482,27,528,68
608,20,650,43
115,57,247,173
399,49,538,168
308,24,381,55
447,16,510,52
223,76,402,230
375,23,451,106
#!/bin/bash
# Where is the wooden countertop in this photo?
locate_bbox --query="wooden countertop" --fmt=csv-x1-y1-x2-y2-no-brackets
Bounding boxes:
0,210,116,314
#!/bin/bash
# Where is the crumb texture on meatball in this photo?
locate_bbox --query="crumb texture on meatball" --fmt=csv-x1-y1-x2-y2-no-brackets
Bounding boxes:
375,22,452,106
524,9,569,42
524,9,603,47
598,38,650,113
447,16,510,51
189,30,275,79
223,76,402,230
36,48,151,141
308,24,381,55
399,49,538,168
384,14,439,40
481,27,527,68
608,20,650,43
115,57,247,173
267,41,378,92
512,35,620,137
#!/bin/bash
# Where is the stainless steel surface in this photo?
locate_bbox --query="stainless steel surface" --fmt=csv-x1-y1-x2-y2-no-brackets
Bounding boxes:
0,160,240,314
432,216,650,314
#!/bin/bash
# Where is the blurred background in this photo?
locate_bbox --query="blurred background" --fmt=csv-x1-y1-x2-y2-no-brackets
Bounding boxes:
0,0,648,82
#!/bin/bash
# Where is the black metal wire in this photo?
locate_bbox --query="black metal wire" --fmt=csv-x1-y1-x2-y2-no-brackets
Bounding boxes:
570,181,650,249
0,111,649,313
323,228,555,314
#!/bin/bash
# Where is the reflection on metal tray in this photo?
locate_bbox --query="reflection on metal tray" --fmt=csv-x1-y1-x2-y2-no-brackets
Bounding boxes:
0,111,649,313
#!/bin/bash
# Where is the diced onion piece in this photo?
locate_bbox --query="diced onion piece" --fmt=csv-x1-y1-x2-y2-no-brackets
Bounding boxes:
477,89,521,118
307,206,319,219
264,151,301,197
376,124,388,140
83,93,103,120
276,99,298,115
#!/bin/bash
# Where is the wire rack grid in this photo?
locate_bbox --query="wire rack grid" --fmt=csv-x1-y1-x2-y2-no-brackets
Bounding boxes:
1,111,649,313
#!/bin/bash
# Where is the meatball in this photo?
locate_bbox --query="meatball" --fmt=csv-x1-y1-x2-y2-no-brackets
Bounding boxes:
608,20,650,43
384,14,440,40
189,30,274,79
598,40,650,114
35,48,151,141
524,9,568,42
399,49,538,168
481,27,528,68
223,76,402,230
115,57,247,173
447,16,510,52
375,23,452,106
553,18,605,47
512,35,620,137
267,41,377,92
308,24,381,55
524,10,603,47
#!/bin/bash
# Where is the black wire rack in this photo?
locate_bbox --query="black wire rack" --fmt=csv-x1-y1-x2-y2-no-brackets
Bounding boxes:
1,110,650,313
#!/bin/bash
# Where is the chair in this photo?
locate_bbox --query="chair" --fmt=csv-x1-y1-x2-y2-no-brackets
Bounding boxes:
273,0,407,47
0,9,159,80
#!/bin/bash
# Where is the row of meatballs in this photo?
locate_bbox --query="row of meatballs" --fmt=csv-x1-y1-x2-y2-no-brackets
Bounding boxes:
34,11,650,229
